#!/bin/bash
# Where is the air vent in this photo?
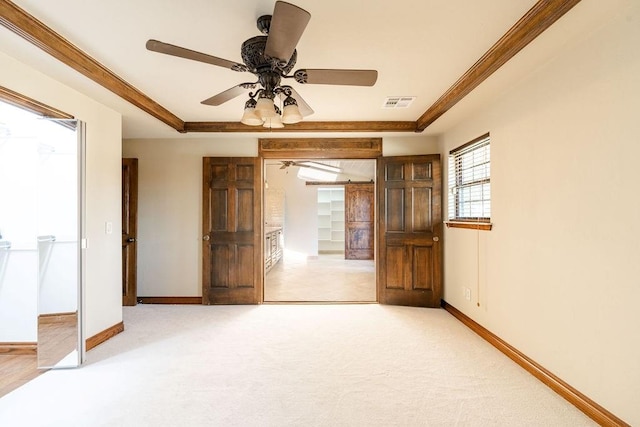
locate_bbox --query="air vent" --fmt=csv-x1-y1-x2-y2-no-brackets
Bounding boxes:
382,96,416,109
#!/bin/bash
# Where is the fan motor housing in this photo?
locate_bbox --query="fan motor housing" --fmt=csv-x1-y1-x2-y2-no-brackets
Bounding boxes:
240,35,297,75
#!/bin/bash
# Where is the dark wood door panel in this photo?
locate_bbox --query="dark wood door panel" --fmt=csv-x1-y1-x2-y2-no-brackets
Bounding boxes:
346,187,373,221
122,158,138,306
210,244,231,288
410,161,433,180
385,188,405,232
209,189,228,231
412,245,434,291
383,245,405,289
345,183,374,260
236,244,255,288
203,157,262,304
411,187,433,232
378,155,442,308
346,226,373,259
237,189,254,232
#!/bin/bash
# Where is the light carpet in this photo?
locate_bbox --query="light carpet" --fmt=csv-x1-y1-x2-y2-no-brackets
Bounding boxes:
265,253,376,302
0,304,594,426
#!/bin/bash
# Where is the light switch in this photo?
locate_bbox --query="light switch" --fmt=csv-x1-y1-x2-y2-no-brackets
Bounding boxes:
105,221,113,235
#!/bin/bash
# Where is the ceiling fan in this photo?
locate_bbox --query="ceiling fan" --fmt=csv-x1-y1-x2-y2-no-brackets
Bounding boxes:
279,160,341,174
146,1,378,126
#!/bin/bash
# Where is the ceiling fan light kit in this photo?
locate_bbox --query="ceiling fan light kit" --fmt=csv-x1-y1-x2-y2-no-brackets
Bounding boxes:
282,97,303,124
240,98,263,126
146,1,378,128
255,93,278,119
263,113,285,129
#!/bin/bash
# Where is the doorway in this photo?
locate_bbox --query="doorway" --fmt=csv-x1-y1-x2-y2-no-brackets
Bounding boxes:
263,158,376,302
201,138,443,308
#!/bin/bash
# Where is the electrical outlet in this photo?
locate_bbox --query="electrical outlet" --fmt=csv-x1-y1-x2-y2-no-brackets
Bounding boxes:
464,287,471,301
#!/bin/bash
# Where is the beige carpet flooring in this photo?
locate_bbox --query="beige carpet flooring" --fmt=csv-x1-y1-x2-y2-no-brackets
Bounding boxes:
265,253,376,302
0,304,594,426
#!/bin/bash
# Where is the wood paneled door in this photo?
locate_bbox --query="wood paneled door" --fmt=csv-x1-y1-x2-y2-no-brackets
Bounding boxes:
345,183,374,260
202,157,262,304
122,158,138,306
377,155,442,307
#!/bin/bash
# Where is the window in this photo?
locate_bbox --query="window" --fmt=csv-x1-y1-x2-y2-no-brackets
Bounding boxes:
448,133,491,227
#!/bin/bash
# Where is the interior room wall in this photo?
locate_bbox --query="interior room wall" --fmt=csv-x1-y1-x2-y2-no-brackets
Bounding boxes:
438,2,640,424
265,165,318,257
123,138,258,297
0,51,123,341
124,135,438,297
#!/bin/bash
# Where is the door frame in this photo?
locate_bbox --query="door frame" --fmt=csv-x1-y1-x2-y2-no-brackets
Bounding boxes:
122,158,138,306
259,138,382,302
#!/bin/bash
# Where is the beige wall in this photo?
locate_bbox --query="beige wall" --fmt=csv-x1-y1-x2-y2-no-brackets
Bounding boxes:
123,136,437,297
265,165,319,257
439,2,640,424
123,138,257,297
0,52,123,341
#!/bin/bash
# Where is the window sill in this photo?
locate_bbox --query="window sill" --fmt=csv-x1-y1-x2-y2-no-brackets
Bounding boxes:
445,221,492,231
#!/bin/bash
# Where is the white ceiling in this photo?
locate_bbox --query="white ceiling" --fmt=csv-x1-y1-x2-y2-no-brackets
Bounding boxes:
0,0,603,139
266,159,375,181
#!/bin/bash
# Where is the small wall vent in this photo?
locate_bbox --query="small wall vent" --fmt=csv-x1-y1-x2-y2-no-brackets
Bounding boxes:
382,96,416,109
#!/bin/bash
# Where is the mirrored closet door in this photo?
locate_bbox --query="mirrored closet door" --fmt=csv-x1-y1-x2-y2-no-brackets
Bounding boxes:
0,101,85,369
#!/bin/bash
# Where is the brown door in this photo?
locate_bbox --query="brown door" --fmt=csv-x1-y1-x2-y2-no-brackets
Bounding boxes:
345,183,374,260
122,158,138,306
377,155,442,307
202,157,262,304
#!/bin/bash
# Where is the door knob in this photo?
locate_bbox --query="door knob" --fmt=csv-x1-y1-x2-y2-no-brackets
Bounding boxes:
203,235,210,241
433,236,439,242
127,237,136,243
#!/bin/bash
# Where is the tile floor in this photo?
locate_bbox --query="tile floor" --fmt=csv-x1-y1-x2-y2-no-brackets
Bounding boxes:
264,252,376,302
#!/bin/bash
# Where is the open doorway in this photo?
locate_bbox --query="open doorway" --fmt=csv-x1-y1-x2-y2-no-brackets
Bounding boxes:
263,159,376,302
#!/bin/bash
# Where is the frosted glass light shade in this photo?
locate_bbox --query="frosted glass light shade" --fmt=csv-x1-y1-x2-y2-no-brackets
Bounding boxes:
263,114,284,129
240,106,263,126
282,103,303,124
255,97,276,119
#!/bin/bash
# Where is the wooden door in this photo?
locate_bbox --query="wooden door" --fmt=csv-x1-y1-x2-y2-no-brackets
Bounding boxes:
202,157,262,304
377,155,442,307
122,158,138,306
345,183,374,260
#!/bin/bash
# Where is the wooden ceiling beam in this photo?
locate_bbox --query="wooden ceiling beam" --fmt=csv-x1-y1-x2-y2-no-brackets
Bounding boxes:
0,0,185,132
184,121,417,133
416,0,582,132
259,138,382,159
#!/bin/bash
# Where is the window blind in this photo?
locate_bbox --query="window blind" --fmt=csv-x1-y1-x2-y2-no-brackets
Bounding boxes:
448,134,490,222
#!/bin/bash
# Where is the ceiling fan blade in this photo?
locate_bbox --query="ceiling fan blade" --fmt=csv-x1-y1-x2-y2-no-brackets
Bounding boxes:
146,39,247,72
201,84,251,106
297,161,341,173
279,87,314,117
264,2,311,63
294,69,378,86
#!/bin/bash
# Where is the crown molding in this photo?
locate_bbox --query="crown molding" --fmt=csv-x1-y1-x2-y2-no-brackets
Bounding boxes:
0,0,185,132
1,0,581,134
416,0,582,131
